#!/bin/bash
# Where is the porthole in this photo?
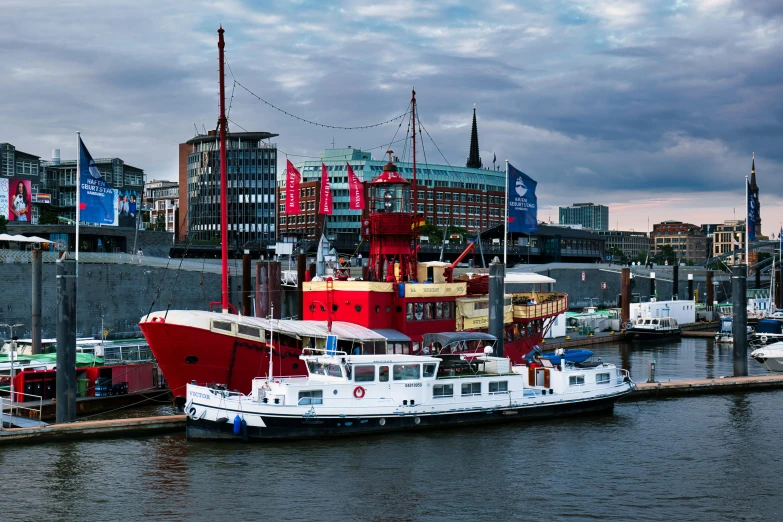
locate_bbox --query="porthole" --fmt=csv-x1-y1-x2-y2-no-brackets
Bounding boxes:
379,418,386,426
376,306,380,313
185,356,198,364
332,304,339,312
386,306,390,313
396,305,402,313
333,389,338,395
309,304,316,312
320,305,326,312
355,305,362,312
292,363,299,371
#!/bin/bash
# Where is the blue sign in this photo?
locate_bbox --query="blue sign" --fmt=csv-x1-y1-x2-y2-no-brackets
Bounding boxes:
747,179,757,243
325,334,338,355
507,163,538,233
79,137,118,226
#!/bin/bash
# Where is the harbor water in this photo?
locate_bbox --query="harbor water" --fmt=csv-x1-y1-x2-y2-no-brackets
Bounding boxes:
1,338,779,521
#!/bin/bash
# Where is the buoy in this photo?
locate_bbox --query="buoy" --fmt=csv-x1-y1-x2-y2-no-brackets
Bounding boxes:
233,415,242,435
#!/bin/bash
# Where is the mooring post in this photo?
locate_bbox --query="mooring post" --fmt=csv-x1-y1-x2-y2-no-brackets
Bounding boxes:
647,360,656,383
621,267,630,324
297,253,306,320
672,265,679,300
242,250,251,316
56,259,77,424
488,263,505,357
687,273,694,303
650,271,656,299
732,265,748,377
269,262,281,319
32,249,42,355
256,262,269,318
706,270,714,315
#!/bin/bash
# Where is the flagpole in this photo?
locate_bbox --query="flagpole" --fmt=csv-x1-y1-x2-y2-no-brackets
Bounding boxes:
76,131,80,278
745,174,749,267
504,159,508,266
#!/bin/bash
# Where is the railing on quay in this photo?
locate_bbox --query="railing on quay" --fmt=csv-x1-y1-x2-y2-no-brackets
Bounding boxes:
0,390,44,425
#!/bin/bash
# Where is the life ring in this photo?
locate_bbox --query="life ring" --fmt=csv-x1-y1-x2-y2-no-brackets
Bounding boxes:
761,335,768,344
353,386,366,399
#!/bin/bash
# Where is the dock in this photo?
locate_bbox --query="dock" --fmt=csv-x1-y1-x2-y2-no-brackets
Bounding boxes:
681,331,716,338
545,320,719,348
0,415,185,445
629,374,783,400
4,388,173,421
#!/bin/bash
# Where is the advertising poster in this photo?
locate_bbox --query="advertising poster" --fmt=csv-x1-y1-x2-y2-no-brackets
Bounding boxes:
8,178,32,222
0,178,8,220
117,189,137,228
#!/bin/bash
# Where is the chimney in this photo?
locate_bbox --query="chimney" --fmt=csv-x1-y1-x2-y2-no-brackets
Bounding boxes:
52,149,61,165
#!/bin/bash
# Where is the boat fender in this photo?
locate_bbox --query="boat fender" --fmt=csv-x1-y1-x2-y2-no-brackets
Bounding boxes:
353,386,366,399
188,407,197,419
233,415,242,435
241,419,248,441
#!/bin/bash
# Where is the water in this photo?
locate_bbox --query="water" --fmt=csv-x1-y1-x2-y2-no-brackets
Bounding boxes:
1,339,779,521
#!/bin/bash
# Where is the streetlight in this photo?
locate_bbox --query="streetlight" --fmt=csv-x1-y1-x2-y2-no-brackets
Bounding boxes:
0,323,24,409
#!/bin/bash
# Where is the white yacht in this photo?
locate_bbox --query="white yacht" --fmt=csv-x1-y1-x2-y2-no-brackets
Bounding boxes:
750,342,783,372
626,317,681,341
184,348,634,441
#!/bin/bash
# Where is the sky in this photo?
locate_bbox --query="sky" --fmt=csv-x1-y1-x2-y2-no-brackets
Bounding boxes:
1,0,781,235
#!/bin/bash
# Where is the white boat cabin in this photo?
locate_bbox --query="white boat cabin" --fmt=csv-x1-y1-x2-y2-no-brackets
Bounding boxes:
631,317,679,331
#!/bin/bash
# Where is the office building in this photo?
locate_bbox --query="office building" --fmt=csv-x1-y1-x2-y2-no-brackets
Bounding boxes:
144,179,179,234
180,131,278,247
596,230,651,259
712,219,746,264
651,221,708,264
0,142,44,223
559,203,609,231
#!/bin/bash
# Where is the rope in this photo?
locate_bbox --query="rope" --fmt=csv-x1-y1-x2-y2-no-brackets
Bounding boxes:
145,256,173,318
234,79,408,130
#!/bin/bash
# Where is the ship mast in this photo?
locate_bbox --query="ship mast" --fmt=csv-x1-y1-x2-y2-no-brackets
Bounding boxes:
218,26,229,313
411,89,417,222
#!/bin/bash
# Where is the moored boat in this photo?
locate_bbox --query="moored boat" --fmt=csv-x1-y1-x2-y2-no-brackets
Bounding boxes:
184,347,634,441
750,342,783,372
714,317,754,344
626,317,681,341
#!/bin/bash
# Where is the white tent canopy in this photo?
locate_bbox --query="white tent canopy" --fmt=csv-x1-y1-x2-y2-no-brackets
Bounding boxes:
0,234,50,243
504,272,556,284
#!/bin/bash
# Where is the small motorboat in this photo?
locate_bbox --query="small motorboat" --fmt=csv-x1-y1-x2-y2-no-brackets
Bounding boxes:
715,317,754,344
750,342,783,372
626,317,681,341
525,346,594,365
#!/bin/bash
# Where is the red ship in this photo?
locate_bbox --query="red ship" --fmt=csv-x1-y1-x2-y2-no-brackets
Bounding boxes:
139,27,567,405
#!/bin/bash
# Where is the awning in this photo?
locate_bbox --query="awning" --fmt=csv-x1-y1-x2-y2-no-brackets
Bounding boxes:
0,234,49,243
371,329,412,342
504,272,556,284
423,332,497,347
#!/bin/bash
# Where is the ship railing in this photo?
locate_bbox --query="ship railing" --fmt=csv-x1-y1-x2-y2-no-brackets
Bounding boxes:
102,344,155,365
512,293,568,320
0,389,43,423
302,348,348,357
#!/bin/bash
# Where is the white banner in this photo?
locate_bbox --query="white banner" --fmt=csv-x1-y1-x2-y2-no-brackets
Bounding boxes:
0,178,8,220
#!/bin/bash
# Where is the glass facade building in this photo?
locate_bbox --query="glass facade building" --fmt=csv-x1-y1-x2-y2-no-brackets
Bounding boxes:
185,131,278,247
559,202,609,231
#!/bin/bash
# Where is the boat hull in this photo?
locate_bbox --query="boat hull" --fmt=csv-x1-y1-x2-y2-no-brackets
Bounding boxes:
185,393,625,441
139,321,303,405
628,328,682,341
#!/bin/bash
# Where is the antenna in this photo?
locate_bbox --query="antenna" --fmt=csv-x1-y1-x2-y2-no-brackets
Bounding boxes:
194,123,199,136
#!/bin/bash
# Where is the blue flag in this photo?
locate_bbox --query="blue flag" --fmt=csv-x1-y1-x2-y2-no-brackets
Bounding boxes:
79,137,118,226
507,163,538,233
747,179,757,243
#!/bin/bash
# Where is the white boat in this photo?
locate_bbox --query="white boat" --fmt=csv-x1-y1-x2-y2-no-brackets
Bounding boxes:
184,348,634,441
750,342,783,372
715,318,754,344
626,317,681,341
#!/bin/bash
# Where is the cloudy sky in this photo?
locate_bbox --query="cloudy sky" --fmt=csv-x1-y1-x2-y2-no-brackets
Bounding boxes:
2,0,781,235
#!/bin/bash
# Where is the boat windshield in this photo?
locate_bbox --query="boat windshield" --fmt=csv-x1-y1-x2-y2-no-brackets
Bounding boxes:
307,361,344,378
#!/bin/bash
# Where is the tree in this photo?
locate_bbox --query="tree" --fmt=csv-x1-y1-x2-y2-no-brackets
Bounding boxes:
153,214,166,231
417,223,443,242
654,245,676,265
39,211,60,225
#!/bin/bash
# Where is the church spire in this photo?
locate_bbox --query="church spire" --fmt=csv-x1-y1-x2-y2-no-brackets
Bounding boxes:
750,151,757,189
466,104,482,169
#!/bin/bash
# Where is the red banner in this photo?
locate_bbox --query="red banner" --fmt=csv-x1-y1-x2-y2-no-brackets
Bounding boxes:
346,162,365,210
285,159,301,214
319,163,333,214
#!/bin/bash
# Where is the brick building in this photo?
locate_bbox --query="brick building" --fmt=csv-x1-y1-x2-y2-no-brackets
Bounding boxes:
651,220,708,264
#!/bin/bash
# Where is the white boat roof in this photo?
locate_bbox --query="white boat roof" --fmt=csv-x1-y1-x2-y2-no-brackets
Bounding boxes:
143,309,385,342
504,272,556,284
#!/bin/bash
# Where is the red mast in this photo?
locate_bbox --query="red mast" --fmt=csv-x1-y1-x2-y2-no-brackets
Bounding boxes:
217,26,229,313
411,89,417,218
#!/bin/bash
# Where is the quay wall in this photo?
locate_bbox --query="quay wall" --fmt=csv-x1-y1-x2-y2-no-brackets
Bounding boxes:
0,262,249,339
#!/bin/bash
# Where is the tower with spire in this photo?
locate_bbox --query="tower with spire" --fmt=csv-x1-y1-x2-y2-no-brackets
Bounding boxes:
750,152,762,237
466,104,482,169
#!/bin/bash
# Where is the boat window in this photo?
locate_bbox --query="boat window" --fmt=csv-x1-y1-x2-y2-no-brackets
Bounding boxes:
522,389,540,398
307,361,343,378
596,373,610,384
393,364,420,380
298,390,323,405
423,364,436,378
345,364,352,380
238,325,261,338
652,319,659,325
489,381,508,393
569,375,585,386
433,384,453,398
212,320,233,332
461,382,481,396
379,366,389,382
354,365,375,382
